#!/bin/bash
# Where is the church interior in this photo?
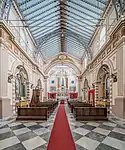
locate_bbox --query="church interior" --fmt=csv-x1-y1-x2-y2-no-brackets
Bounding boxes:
0,0,125,149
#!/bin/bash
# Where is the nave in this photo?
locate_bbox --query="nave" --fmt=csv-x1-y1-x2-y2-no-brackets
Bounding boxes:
1,0,125,149
0,102,125,150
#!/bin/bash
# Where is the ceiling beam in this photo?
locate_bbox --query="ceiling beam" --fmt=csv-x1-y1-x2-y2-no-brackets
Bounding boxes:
23,1,56,17
69,1,101,16
30,17,59,32
76,0,104,10
59,0,67,52
28,11,59,26
34,25,59,39
18,0,33,6
21,0,46,12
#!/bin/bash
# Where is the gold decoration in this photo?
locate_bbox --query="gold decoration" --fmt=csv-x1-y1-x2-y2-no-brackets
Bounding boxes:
52,54,73,63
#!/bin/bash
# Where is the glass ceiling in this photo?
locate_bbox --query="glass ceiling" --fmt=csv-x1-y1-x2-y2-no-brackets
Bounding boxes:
16,0,109,59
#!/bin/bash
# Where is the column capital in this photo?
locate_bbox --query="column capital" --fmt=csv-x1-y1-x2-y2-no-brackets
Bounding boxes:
77,75,82,81
44,76,48,80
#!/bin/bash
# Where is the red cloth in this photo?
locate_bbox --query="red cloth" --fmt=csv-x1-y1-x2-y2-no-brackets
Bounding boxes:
60,100,65,104
69,93,78,99
48,93,56,99
47,104,76,150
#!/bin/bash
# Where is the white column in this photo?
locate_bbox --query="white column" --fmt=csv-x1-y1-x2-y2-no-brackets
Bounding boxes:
109,75,113,114
77,76,82,101
12,78,16,115
43,77,48,101
0,44,12,119
94,82,99,106
26,81,30,99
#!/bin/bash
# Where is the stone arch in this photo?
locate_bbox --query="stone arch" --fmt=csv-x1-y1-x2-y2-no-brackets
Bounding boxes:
97,64,110,83
95,61,113,82
96,64,111,112
44,60,81,75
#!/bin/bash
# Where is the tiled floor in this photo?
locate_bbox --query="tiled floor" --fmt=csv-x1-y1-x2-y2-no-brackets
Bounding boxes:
0,104,125,150
66,106,125,150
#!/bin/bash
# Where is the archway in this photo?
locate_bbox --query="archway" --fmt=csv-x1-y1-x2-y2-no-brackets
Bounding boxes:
15,65,29,100
96,64,110,111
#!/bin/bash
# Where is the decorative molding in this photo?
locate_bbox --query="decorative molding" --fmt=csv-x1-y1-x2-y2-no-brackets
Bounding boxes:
8,74,13,83
52,53,73,63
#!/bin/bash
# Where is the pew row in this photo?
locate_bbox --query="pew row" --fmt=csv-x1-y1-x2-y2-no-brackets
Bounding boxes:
16,101,58,120
68,100,93,113
17,107,49,120
73,107,108,121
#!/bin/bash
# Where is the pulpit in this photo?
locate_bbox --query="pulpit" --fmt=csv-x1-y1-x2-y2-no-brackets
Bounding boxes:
30,89,40,107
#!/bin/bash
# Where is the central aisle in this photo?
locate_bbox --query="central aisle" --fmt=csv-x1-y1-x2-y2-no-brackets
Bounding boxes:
47,103,76,150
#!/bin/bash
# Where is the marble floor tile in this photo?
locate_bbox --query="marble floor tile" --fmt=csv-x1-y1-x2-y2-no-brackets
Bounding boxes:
102,122,117,128
0,136,20,149
99,124,114,131
22,136,46,150
82,124,96,131
40,132,51,143
0,125,8,129
102,136,125,150
70,122,84,127
0,131,15,141
96,143,118,150
0,127,11,134
13,127,31,135
76,136,100,150
108,131,125,142
8,122,22,127
76,144,87,150
85,131,106,142
23,122,37,127
113,127,125,135
10,124,26,131
86,122,100,127
17,131,37,142
39,122,48,127
2,143,26,150
70,125,78,130
93,127,111,136
33,128,50,136
34,143,47,150
28,125,42,130
73,127,90,136
72,132,83,141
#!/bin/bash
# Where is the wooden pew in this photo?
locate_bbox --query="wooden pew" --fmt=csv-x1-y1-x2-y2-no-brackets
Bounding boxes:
16,89,58,120
68,100,93,113
16,107,49,120
74,107,107,121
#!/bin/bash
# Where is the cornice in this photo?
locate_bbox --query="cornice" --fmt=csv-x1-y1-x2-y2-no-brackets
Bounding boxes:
0,20,45,78
81,18,125,77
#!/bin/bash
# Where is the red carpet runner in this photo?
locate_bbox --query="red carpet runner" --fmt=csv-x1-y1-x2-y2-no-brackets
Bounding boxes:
47,104,76,150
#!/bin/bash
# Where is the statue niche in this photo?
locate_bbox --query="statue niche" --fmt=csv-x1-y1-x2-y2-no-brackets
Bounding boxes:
15,66,28,100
